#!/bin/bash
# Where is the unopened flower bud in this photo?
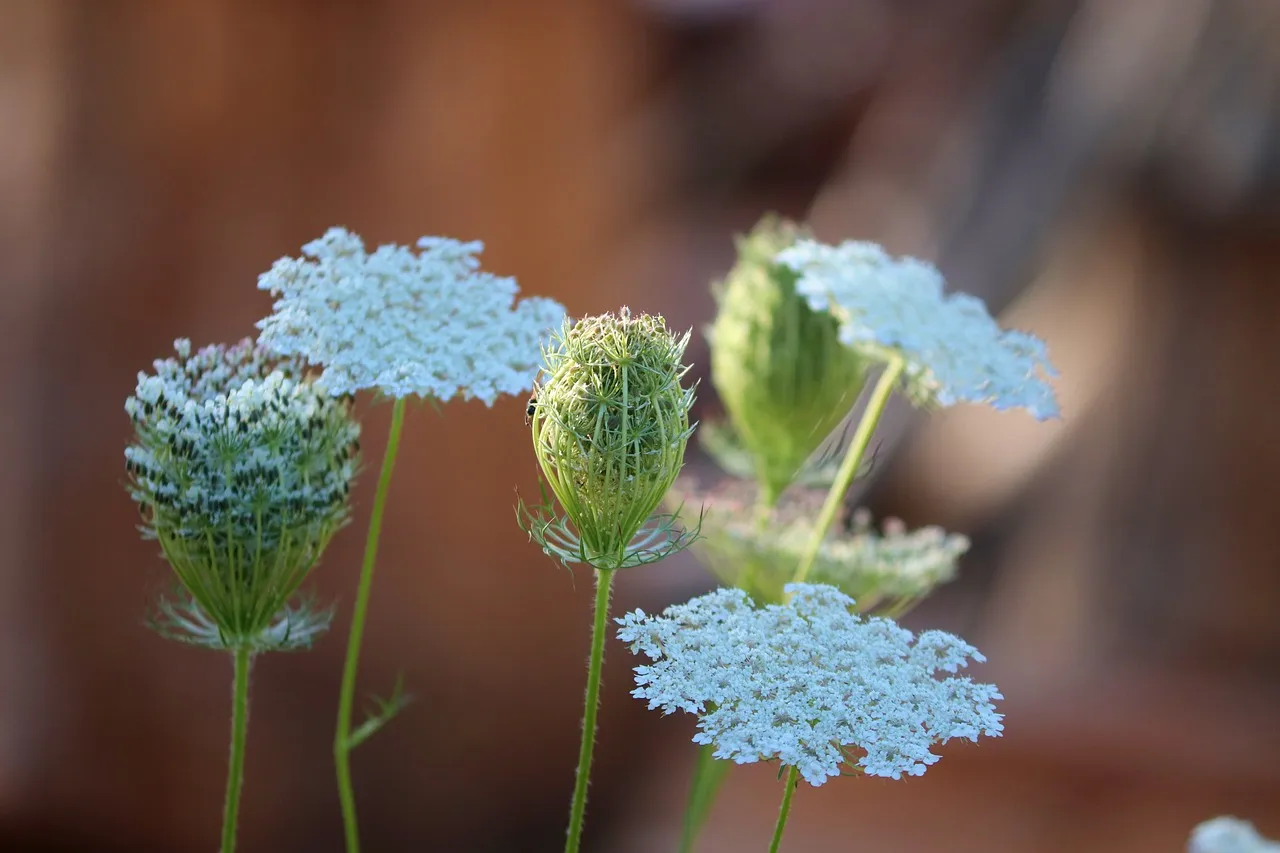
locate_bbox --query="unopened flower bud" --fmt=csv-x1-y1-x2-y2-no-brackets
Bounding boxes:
527,309,696,569
709,217,870,507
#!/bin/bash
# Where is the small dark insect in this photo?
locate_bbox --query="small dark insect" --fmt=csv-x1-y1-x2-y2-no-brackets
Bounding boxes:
525,392,538,426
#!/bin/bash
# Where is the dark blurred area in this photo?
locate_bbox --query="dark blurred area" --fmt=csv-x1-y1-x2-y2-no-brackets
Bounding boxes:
2,0,1278,851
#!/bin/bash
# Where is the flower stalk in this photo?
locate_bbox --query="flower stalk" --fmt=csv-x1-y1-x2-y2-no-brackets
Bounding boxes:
221,648,252,853
334,397,406,853
792,356,903,586
768,767,799,853
564,568,616,853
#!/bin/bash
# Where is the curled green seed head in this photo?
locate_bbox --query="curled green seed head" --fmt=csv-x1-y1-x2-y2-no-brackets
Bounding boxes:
530,309,695,568
709,216,870,507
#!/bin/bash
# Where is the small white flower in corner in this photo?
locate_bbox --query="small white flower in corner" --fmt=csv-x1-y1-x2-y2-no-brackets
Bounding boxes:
256,227,566,403
616,582,1003,786
1190,817,1280,853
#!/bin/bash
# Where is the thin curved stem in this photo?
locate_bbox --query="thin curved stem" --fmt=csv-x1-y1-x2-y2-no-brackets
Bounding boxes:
792,358,903,585
334,397,407,853
564,567,616,853
220,648,252,853
767,766,799,853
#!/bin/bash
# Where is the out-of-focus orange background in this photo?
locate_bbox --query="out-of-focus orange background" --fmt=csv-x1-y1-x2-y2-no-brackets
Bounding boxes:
2,1,1278,851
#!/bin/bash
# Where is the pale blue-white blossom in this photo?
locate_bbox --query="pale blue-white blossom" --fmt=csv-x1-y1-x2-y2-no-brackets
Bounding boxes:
1189,818,1280,853
616,583,1003,786
257,227,565,402
777,239,1059,419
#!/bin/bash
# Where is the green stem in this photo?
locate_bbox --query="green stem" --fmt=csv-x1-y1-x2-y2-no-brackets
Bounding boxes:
334,397,407,853
678,743,731,853
221,648,252,853
793,358,903,585
767,766,799,853
564,567,616,853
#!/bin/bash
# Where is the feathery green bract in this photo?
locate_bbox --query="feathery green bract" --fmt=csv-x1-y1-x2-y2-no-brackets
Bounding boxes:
709,217,869,508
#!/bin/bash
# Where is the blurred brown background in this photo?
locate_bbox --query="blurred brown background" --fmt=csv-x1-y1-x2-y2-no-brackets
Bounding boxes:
2,1,1278,851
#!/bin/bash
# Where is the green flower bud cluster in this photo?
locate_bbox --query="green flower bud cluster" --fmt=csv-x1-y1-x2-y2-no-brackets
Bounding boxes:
125,339,360,649
709,217,870,508
528,309,696,569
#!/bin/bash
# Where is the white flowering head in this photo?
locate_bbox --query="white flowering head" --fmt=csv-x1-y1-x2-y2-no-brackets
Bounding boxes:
616,583,1003,786
256,227,566,402
777,239,1059,419
521,309,699,570
709,217,869,507
1190,818,1280,853
125,339,359,651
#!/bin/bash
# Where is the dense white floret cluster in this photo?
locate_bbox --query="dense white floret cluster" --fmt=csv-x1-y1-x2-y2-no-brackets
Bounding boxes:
126,339,358,547
616,583,1003,786
1189,818,1280,853
777,239,1059,419
257,227,566,402
125,339,358,645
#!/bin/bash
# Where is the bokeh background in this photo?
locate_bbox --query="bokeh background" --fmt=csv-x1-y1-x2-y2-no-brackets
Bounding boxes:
2,1,1279,851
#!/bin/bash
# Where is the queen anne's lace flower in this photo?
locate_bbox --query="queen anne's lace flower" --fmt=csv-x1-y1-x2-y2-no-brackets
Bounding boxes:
1190,818,1280,853
616,583,1003,786
125,339,359,649
256,227,565,402
777,239,1059,419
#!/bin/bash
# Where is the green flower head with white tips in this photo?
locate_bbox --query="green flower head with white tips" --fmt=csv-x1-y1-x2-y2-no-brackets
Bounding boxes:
709,216,870,508
522,308,698,570
125,338,360,651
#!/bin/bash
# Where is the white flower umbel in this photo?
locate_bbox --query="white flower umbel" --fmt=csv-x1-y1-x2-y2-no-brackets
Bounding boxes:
777,239,1059,419
617,583,1003,786
257,227,565,402
1190,818,1280,853
125,338,359,650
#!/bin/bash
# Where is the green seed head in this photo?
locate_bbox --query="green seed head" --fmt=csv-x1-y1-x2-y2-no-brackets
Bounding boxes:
531,310,695,568
709,216,870,507
125,339,359,650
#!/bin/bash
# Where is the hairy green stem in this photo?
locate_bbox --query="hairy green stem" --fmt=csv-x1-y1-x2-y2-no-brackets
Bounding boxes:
221,647,252,853
565,567,616,853
334,397,406,853
792,358,904,585
767,766,799,853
